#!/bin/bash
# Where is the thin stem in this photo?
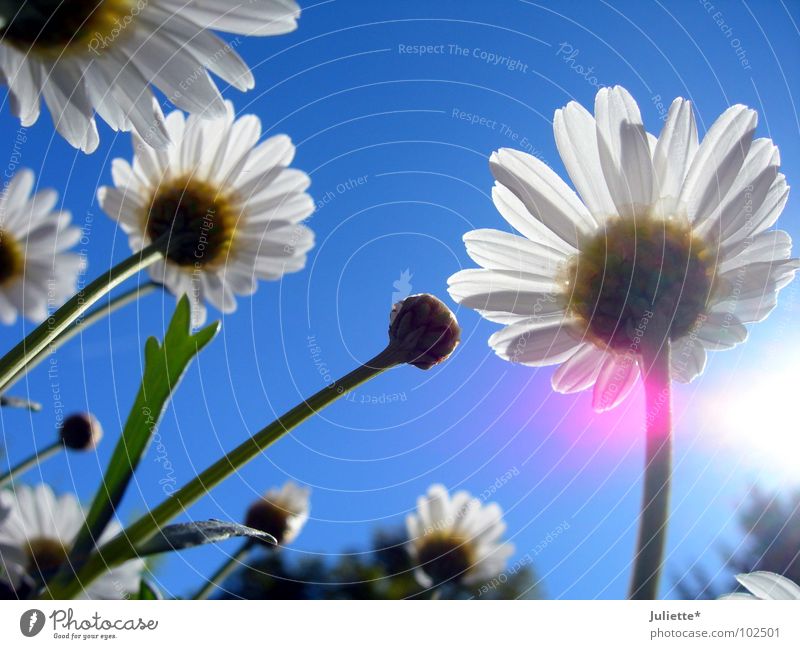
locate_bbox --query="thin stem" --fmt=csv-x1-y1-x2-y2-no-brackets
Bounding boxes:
629,337,672,600
0,242,166,395
192,540,255,600
0,395,42,411
0,440,63,488
3,282,161,394
44,348,401,599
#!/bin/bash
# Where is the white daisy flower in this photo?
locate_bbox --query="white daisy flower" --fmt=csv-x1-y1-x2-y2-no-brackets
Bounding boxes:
720,571,800,600
406,484,514,588
0,484,143,599
98,102,314,326
244,480,310,545
0,168,82,324
0,0,301,152
449,86,798,411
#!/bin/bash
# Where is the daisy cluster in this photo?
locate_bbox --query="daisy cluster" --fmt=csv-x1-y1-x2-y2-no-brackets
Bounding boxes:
0,0,797,603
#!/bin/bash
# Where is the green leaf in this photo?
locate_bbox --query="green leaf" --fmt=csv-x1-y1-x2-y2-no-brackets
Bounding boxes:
134,520,275,557
137,578,164,600
69,296,219,561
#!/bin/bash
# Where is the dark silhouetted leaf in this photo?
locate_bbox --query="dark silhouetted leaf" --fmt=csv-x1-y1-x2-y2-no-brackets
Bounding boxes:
135,520,276,557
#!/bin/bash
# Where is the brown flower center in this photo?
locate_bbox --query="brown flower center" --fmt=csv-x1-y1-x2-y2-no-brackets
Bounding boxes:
564,216,715,350
416,533,475,585
1,0,138,57
145,177,239,269
0,229,24,286
26,537,68,576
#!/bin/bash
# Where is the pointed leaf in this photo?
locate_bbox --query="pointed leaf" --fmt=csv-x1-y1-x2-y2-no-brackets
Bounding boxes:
69,296,219,560
137,578,164,600
134,520,276,557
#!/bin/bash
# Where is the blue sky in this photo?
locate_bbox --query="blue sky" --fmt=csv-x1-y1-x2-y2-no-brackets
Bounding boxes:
1,0,799,599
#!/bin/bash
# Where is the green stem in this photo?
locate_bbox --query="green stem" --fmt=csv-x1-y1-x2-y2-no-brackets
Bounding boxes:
192,540,255,600
0,242,166,395
628,338,672,600
44,348,401,599
0,440,63,488
3,282,161,394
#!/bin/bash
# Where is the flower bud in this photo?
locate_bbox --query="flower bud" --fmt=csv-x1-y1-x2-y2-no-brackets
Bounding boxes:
388,294,460,370
59,413,103,451
244,481,310,546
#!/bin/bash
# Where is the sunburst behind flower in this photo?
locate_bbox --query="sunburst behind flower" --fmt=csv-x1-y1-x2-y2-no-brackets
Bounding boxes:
449,86,798,411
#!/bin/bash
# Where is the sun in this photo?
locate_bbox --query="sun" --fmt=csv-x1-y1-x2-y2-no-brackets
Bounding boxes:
703,351,800,482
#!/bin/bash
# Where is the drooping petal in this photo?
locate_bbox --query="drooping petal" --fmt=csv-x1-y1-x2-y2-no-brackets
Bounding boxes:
670,335,708,383
551,343,607,393
592,352,640,412
489,320,583,366
693,313,748,350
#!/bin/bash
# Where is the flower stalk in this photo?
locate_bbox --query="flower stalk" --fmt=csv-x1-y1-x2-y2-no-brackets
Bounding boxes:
3,282,160,395
0,440,63,489
0,242,168,395
192,540,256,600
629,333,673,600
45,347,403,599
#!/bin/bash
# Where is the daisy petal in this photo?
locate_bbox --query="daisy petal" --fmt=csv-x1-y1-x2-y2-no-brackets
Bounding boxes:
697,139,779,242
551,344,607,393
652,98,698,213
594,86,654,215
670,336,707,383
489,321,582,366
680,105,757,224
736,572,800,600
463,229,568,277
694,313,748,350
553,101,616,219
592,352,640,412
490,148,595,248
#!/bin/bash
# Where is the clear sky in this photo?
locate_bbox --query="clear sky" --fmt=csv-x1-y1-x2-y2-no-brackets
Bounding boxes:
1,0,799,599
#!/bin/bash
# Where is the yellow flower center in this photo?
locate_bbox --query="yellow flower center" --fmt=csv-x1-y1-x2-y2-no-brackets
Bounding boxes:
564,216,715,350
416,533,475,585
145,177,239,269
25,537,68,576
1,0,138,58
0,229,24,286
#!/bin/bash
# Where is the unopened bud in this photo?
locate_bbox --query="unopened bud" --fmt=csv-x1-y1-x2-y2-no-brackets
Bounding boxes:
59,413,103,451
388,294,460,370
